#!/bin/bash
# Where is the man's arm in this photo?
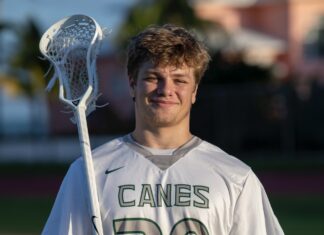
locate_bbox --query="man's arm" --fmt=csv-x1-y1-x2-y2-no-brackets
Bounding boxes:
42,160,91,235
229,170,284,235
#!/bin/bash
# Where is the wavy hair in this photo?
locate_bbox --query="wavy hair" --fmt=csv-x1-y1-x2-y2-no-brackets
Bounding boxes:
126,24,210,84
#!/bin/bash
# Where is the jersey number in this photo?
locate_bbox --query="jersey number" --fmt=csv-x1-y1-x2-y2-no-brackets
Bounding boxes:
113,217,209,234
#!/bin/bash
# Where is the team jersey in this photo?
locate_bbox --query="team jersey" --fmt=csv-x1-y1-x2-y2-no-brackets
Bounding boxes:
42,135,284,235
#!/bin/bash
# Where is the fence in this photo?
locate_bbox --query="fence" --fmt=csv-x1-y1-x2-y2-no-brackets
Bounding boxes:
191,82,324,156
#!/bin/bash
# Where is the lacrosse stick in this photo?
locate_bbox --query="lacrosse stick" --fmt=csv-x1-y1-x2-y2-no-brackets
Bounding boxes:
39,15,105,235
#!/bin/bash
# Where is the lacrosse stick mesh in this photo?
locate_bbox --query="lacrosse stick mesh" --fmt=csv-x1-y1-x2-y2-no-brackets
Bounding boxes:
41,15,102,114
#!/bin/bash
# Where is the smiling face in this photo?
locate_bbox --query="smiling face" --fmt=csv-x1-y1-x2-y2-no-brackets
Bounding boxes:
130,61,198,130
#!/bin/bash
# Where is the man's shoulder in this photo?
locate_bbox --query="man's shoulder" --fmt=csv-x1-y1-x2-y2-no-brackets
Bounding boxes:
196,139,251,181
197,140,249,166
90,135,131,159
65,135,131,178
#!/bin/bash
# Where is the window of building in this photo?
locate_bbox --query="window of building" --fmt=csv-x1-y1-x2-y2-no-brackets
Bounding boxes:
304,15,324,59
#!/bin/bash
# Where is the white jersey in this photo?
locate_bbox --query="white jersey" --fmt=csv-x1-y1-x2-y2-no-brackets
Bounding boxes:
42,135,284,235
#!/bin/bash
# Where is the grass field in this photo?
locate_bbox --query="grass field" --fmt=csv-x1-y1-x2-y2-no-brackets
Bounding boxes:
0,196,53,234
271,195,324,234
0,160,323,235
0,195,323,234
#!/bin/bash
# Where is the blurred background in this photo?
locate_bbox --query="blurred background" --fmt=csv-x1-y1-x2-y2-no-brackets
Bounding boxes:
0,0,324,234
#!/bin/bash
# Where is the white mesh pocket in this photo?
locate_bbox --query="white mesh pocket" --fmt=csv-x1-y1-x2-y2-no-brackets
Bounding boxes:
39,15,103,115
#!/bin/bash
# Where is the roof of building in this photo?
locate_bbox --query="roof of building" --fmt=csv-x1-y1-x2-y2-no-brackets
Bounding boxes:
192,0,283,8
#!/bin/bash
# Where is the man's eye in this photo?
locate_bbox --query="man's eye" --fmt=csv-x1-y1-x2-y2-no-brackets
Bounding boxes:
144,77,157,81
175,79,187,84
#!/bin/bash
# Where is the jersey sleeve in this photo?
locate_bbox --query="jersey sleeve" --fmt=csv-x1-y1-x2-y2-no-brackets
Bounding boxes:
41,159,91,235
229,170,284,235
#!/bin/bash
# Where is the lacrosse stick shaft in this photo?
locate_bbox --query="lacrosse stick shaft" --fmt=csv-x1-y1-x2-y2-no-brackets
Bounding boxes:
74,105,104,235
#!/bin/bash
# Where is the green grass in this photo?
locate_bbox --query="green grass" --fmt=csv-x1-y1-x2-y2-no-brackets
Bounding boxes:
0,195,323,234
0,196,55,234
270,195,324,235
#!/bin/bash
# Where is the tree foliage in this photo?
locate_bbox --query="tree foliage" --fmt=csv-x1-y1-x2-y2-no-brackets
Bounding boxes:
115,0,214,48
0,19,51,97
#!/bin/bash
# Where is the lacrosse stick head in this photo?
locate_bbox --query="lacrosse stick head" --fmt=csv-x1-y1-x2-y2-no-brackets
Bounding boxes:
39,14,104,115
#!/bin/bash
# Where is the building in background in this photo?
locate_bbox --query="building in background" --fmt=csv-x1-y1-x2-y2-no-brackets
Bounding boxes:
194,0,324,84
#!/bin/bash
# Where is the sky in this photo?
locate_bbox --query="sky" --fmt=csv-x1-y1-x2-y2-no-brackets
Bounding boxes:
1,0,137,36
0,0,138,68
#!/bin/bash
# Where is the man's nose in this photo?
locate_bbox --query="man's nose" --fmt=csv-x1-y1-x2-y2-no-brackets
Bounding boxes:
157,79,173,96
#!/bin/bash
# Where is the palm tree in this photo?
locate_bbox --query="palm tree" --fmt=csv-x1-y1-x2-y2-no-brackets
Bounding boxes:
9,18,50,97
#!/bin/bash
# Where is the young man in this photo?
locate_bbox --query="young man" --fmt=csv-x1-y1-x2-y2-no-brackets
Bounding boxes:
42,24,284,235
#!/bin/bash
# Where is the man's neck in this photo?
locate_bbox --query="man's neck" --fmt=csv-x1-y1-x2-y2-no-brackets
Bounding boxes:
132,126,193,149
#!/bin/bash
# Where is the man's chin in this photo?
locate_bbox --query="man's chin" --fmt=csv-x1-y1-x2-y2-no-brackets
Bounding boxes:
149,116,177,127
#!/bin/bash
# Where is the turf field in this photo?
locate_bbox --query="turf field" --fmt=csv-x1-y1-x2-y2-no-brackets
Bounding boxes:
0,195,323,234
0,160,323,235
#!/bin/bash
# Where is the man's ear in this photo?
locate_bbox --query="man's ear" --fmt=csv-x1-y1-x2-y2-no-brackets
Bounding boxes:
191,84,198,104
129,76,136,98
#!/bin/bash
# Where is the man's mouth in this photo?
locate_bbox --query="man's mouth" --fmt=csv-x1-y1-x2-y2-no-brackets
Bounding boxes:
150,99,178,107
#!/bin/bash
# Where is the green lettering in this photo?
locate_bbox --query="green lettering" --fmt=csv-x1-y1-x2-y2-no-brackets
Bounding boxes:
156,184,172,207
138,184,156,207
118,185,135,207
175,184,191,207
193,185,209,208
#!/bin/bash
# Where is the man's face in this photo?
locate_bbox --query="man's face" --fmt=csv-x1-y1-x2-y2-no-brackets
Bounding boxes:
130,61,198,129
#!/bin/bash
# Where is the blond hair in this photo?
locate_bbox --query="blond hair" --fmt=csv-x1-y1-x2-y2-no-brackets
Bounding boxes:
127,24,210,84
